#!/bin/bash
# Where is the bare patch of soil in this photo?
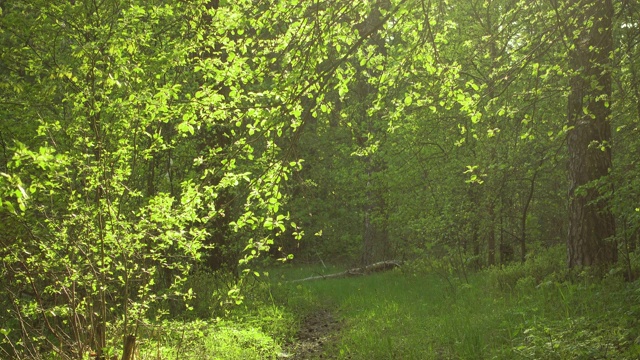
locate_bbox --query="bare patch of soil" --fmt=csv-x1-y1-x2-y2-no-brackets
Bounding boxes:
279,309,341,359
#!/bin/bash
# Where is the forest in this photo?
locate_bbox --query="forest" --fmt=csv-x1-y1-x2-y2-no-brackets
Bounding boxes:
1,0,639,359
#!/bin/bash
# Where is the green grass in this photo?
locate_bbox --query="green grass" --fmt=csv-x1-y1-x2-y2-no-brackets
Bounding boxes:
131,319,283,360
107,253,640,360
279,271,503,359
270,261,640,359
125,270,299,360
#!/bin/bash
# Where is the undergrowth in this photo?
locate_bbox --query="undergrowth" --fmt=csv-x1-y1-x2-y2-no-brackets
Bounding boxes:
270,246,640,359
102,269,296,360
52,250,640,359
133,319,282,360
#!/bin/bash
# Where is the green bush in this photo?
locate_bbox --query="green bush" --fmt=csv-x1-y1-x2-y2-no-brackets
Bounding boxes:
136,319,283,360
488,244,567,291
179,268,240,319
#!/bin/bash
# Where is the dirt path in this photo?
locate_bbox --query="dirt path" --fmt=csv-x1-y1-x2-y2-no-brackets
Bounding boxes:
279,308,341,359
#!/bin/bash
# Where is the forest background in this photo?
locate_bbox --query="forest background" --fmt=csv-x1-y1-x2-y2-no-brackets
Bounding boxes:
1,0,640,359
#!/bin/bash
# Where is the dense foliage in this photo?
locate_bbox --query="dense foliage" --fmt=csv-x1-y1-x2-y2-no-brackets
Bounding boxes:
1,0,639,359
285,0,639,274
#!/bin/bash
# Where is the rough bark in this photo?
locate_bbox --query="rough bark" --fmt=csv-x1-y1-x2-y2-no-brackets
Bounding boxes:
567,0,617,267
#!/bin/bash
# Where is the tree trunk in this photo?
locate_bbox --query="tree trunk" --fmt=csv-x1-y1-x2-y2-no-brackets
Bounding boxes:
362,177,375,265
520,168,539,263
487,204,496,266
567,0,617,268
356,2,388,266
121,335,136,360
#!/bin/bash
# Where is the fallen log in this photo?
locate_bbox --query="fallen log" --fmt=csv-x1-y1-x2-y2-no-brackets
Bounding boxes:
290,260,401,283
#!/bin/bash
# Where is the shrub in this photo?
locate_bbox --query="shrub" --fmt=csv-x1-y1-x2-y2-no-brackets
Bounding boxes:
136,319,282,360
488,244,566,291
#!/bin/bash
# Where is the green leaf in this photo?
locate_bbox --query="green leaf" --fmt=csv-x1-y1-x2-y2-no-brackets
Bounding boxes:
404,95,413,106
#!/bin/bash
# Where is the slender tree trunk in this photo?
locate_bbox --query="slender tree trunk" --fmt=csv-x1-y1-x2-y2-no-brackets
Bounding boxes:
487,204,496,266
356,2,388,265
362,173,374,265
486,5,498,268
520,169,538,263
567,0,617,267
624,7,640,255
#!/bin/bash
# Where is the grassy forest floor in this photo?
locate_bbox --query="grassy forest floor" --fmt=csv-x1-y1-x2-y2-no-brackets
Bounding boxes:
140,247,640,360
269,264,640,359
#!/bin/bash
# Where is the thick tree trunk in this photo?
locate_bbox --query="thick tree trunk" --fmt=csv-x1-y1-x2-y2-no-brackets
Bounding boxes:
567,0,617,267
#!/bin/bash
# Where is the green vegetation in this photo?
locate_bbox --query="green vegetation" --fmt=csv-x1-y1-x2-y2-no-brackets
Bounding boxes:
109,319,286,360
270,249,640,359
1,0,639,358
